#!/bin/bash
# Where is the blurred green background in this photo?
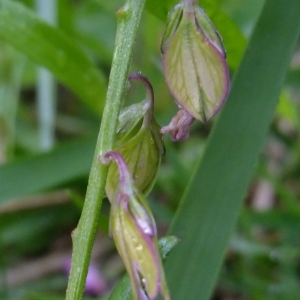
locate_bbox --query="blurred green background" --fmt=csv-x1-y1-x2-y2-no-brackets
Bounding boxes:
1,0,300,299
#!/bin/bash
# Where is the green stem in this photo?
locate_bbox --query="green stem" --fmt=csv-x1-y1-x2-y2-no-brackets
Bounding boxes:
65,0,146,299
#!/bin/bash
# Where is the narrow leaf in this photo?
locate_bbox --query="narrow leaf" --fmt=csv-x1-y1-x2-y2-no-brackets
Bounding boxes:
0,137,95,204
165,0,300,299
0,0,106,114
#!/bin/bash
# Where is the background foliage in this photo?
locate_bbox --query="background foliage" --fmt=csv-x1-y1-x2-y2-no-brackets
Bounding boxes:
0,0,300,299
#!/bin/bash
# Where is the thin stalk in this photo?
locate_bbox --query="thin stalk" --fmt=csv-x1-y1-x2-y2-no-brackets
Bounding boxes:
65,0,146,299
36,0,57,150
0,46,25,163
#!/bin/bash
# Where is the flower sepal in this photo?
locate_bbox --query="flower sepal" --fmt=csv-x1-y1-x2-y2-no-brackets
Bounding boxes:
161,0,230,123
105,74,164,201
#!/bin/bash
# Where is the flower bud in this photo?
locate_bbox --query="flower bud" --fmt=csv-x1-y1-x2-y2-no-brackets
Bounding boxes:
161,108,195,141
105,73,164,201
103,151,170,300
161,0,230,123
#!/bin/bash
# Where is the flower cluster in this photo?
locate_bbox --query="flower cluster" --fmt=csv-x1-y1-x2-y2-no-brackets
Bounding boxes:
101,74,169,299
102,151,170,300
101,0,229,298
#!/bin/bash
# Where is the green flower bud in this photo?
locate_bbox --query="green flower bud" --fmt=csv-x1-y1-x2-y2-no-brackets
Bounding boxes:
103,151,170,300
105,73,164,201
114,99,148,147
194,6,226,58
161,0,230,123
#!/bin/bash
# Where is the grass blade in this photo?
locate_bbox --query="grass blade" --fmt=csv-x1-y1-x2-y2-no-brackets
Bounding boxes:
0,0,106,114
165,0,300,299
0,137,95,204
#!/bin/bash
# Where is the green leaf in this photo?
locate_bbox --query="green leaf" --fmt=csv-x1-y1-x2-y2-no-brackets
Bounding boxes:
0,0,106,114
0,137,95,205
164,0,300,299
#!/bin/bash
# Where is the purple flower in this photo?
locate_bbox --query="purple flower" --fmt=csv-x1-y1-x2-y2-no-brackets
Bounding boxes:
161,108,195,141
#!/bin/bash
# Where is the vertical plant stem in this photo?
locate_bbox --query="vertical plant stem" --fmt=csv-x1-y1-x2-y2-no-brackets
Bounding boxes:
0,47,25,162
36,0,57,150
65,0,146,299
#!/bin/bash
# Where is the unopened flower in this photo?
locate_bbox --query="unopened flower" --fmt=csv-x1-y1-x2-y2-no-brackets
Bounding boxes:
161,0,230,123
105,73,164,201
161,108,195,141
102,151,170,300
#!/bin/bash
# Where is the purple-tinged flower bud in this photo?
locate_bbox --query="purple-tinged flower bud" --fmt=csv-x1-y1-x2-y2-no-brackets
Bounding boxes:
161,0,230,123
105,73,164,201
161,108,195,141
102,151,170,300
